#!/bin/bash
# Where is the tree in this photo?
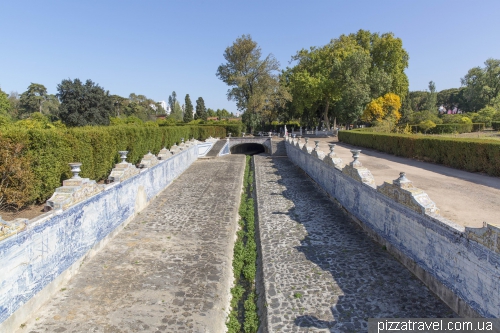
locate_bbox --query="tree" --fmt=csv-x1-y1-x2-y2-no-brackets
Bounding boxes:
361,93,402,123
425,81,437,112
216,35,290,132
207,108,216,117
195,97,207,121
57,78,113,126
19,83,48,115
168,91,177,114
183,94,193,122
0,89,9,117
461,58,500,111
168,100,183,121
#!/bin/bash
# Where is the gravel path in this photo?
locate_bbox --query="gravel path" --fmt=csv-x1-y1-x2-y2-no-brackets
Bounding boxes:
17,155,245,333
254,155,455,333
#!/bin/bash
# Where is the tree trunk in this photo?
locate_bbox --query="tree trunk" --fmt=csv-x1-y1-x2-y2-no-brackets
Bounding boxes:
323,100,330,130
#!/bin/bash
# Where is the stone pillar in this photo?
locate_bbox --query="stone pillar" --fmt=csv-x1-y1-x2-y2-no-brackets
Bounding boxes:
378,172,440,215
158,147,172,160
108,151,140,183
323,144,344,169
139,151,159,168
47,162,103,210
342,150,375,187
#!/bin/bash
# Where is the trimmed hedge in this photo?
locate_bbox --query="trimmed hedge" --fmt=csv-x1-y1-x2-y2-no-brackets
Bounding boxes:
472,123,486,132
0,125,226,207
492,122,500,131
338,130,500,176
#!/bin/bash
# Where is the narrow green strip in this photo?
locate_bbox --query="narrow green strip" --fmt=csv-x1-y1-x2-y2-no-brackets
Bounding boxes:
227,155,259,333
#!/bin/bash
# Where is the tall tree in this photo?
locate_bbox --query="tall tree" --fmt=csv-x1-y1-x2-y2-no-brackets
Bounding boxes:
169,100,183,121
425,81,437,112
168,91,177,114
19,83,48,115
216,35,290,132
57,78,113,126
195,97,207,121
183,94,193,122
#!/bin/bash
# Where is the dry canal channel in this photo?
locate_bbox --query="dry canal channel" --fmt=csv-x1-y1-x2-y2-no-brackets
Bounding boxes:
17,153,455,333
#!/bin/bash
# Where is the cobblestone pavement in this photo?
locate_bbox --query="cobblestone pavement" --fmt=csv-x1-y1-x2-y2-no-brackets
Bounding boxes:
254,155,455,333
17,155,245,333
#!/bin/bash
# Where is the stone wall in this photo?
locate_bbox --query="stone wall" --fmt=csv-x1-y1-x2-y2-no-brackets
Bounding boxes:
284,137,500,318
0,142,200,331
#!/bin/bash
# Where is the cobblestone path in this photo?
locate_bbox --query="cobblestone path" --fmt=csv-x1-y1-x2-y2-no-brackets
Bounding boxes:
17,155,245,333
254,155,455,333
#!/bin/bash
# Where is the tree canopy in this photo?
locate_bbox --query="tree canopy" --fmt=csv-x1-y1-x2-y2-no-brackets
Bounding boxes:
195,97,207,121
183,94,194,122
57,78,113,126
19,83,48,115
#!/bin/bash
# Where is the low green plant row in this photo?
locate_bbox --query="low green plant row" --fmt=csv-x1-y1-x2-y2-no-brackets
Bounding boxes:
338,130,500,177
409,123,487,134
0,125,226,209
227,155,259,333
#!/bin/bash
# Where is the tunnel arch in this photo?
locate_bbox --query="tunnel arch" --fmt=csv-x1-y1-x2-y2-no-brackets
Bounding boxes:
230,143,268,155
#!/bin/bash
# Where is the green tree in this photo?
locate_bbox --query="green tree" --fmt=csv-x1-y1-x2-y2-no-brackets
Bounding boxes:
207,108,216,117
57,78,113,126
425,81,437,112
7,92,22,119
0,88,10,117
461,58,500,111
216,35,290,132
168,91,177,114
169,100,183,121
195,97,207,121
19,83,48,115
183,94,194,122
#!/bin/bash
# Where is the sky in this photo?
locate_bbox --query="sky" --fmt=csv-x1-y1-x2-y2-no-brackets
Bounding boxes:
1,0,499,114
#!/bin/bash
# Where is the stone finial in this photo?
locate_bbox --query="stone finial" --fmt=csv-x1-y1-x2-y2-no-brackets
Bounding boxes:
139,150,159,168
323,144,344,169
119,151,128,164
302,137,312,154
47,163,104,210
158,147,173,160
181,138,185,143
377,172,440,215
311,141,325,160
0,216,28,241
108,151,140,183
314,141,320,151
170,143,181,155
305,137,309,145
342,150,375,187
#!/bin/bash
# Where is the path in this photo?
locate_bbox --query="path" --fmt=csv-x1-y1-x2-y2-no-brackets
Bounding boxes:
17,155,246,333
288,137,500,227
254,155,455,333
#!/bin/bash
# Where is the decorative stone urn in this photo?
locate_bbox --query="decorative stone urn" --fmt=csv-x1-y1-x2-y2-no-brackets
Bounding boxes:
108,151,140,183
69,162,82,179
323,144,344,169
342,150,375,187
118,151,128,164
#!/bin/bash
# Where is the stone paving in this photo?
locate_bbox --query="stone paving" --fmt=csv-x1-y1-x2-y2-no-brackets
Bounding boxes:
17,155,245,333
254,155,455,333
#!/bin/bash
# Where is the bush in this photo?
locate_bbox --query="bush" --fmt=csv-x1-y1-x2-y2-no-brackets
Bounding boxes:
492,121,500,131
338,131,500,176
472,123,486,132
0,125,226,207
410,123,472,134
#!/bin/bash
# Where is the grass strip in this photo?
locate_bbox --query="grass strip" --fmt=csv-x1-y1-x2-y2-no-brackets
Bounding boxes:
227,155,259,333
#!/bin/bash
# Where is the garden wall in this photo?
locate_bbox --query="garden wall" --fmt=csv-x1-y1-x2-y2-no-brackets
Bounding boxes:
0,142,201,332
285,138,500,318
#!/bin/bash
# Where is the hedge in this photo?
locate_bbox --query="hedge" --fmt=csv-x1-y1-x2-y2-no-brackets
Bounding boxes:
472,123,486,132
493,122,500,131
338,130,500,177
0,125,226,208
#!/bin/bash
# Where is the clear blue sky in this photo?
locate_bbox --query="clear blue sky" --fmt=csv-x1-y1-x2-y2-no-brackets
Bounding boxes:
1,0,498,114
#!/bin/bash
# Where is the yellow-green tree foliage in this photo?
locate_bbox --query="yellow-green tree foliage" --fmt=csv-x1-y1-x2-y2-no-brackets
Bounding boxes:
362,93,402,123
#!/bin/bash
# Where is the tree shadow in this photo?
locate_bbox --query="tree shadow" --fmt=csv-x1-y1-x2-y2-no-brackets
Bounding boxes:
260,157,456,332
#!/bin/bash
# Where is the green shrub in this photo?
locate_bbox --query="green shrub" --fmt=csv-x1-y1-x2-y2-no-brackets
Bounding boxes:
472,123,486,132
338,131,500,176
410,123,472,134
0,125,226,207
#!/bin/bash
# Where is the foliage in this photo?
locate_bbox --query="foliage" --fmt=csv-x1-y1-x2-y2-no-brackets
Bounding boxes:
461,58,500,111
183,94,194,122
169,100,183,121
0,88,10,117
411,123,472,134
339,131,500,176
19,83,48,115
227,156,259,333
168,91,177,115
57,78,113,126
217,35,290,132
361,93,401,125
425,81,437,112
410,109,442,125
0,137,35,210
195,97,207,121
418,120,436,133
492,121,500,131
0,125,226,207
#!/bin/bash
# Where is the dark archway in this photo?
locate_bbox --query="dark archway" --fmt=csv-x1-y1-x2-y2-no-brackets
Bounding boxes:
230,143,266,155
